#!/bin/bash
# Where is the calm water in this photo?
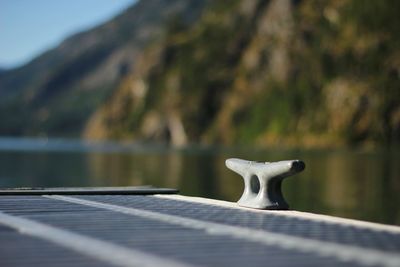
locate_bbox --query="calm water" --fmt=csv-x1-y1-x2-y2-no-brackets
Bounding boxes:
0,138,399,225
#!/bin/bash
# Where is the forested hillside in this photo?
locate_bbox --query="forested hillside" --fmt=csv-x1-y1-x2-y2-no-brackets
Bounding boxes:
84,0,400,147
1,0,399,148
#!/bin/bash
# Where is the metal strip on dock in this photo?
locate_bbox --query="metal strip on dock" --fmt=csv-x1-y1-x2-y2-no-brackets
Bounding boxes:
0,186,178,195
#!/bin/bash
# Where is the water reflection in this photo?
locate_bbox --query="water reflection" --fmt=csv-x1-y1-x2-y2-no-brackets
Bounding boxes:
0,139,399,225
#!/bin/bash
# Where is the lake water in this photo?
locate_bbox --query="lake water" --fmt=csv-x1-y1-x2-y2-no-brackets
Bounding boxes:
0,137,399,225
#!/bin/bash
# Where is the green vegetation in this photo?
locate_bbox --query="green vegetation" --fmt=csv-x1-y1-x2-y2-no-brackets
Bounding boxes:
88,0,399,148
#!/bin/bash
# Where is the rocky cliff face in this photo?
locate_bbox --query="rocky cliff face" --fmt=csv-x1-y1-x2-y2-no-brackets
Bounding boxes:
84,0,400,147
1,0,399,147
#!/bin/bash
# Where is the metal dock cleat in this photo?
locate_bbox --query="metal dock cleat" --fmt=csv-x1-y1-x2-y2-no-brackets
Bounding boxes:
225,158,305,210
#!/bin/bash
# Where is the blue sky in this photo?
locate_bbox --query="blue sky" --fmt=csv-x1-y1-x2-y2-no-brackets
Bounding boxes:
0,0,137,69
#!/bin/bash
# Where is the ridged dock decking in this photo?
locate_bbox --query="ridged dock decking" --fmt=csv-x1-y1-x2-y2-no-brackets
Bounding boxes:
0,189,399,267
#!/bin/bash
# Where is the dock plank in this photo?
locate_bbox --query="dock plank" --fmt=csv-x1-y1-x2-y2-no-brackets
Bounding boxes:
0,194,399,267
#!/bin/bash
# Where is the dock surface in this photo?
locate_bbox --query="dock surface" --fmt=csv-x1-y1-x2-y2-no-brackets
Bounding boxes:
0,193,400,267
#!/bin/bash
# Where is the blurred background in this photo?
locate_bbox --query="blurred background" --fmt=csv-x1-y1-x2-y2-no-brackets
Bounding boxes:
0,0,399,225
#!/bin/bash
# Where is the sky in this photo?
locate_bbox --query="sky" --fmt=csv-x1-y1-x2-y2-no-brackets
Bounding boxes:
0,0,137,69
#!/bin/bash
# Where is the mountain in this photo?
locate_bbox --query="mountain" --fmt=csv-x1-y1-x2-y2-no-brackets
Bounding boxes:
84,0,400,147
1,0,399,148
0,0,208,136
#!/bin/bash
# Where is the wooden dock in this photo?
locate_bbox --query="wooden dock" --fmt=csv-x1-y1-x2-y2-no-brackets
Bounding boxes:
0,188,399,267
